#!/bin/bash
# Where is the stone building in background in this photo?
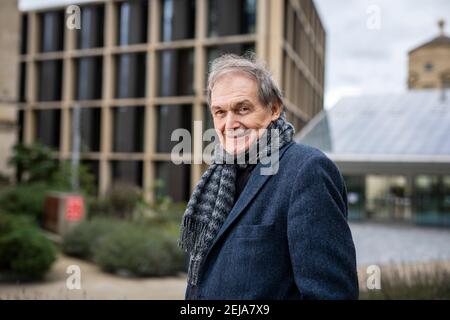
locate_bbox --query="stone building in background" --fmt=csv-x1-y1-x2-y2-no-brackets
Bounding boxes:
0,0,20,182
17,0,326,201
408,20,450,90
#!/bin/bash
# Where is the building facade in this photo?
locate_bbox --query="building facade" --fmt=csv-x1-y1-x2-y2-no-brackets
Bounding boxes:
0,0,20,182
296,90,450,227
408,20,450,90
17,0,325,202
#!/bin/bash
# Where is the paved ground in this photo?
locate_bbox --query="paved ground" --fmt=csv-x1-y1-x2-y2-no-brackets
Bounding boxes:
0,255,187,300
1,222,449,299
350,222,450,265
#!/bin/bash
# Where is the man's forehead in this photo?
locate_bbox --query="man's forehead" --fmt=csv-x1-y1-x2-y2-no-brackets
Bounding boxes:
211,74,258,106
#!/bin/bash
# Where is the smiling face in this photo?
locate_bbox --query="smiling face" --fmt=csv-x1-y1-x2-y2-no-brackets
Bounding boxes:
210,72,281,155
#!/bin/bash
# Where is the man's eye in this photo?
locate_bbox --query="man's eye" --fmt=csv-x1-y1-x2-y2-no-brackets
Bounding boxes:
239,106,249,113
215,110,225,116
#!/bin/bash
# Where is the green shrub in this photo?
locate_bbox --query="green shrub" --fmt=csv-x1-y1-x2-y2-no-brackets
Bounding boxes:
50,161,96,196
9,143,58,184
62,218,123,260
0,213,56,281
87,184,142,219
133,200,186,226
8,143,96,197
93,224,185,277
0,184,48,222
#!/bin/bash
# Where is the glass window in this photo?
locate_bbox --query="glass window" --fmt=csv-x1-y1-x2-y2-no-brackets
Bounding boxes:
156,105,192,153
37,60,63,101
161,0,196,42
73,107,101,152
203,104,217,149
415,175,443,213
75,57,103,100
208,0,256,37
19,63,26,103
18,110,25,146
115,53,146,98
76,5,104,49
424,63,433,73
293,13,299,53
117,0,148,45
21,14,28,54
158,49,194,96
35,109,61,150
155,162,191,202
203,104,214,130
283,0,289,41
343,175,366,220
112,160,143,187
39,10,65,52
414,175,450,226
207,43,255,64
113,106,145,153
443,176,450,212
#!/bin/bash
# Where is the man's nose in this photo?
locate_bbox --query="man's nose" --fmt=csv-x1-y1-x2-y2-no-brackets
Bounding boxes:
225,113,240,130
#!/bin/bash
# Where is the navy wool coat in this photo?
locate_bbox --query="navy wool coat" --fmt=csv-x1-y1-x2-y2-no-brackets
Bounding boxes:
185,142,359,300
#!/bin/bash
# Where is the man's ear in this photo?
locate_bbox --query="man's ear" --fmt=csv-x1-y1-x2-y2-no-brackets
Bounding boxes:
271,102,282,121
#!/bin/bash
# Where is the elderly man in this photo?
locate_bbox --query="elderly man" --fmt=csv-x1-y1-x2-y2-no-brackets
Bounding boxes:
179,54,358,300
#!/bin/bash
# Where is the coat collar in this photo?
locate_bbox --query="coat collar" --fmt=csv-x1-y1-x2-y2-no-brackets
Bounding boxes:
202,141,295,265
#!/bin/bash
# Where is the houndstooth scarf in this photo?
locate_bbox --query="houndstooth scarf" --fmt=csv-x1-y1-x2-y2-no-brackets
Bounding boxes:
178,112,295,286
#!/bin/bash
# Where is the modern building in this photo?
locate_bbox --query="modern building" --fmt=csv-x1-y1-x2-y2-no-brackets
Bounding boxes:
0,0,20,182
408,20,450,90
296,90,450,227
16,0,326,202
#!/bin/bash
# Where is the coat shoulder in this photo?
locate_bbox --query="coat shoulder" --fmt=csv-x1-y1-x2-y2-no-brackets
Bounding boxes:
283,142,329,165
281,143,343,184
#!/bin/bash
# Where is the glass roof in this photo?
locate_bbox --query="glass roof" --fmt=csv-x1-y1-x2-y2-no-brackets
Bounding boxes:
296,89,450,157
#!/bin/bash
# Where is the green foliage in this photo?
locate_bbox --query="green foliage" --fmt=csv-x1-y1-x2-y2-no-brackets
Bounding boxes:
51,160,96,196
9,143,58,184
0,213,56,281
87,183,143,219
93,224,185,277
0,183,48,222
61,218,123,260
63,176,188,278
62,217,185,277
8,143,96,196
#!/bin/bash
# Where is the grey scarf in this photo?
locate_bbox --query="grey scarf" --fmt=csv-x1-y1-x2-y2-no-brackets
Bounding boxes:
178,112,295,286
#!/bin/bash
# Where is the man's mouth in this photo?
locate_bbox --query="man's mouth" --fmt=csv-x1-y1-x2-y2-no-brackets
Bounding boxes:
224,129,252,139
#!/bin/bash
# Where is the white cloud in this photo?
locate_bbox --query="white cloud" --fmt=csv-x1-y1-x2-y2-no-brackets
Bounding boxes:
314,0,450,109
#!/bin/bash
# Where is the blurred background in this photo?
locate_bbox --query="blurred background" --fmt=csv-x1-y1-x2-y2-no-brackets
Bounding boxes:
0,0,449,299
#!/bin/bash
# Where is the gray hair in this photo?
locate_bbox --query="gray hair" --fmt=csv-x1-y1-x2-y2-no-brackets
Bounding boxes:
206,53,284,109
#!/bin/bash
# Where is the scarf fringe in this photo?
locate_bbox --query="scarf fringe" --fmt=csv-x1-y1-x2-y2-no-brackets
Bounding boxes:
187,256,202,286
178,217,209,253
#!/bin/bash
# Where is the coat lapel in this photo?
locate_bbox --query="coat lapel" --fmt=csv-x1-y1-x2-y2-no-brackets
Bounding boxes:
203,142,295,261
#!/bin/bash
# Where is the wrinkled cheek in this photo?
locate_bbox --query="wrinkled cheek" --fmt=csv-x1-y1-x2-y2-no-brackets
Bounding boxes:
225,136,254,155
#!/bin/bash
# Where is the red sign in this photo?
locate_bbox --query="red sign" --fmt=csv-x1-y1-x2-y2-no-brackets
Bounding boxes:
65,196,84,222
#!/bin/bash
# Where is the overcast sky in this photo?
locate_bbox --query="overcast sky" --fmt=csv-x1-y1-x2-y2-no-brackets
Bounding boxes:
314,0,450,109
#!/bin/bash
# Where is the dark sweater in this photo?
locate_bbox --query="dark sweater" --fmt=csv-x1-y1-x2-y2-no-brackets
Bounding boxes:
234,164,256,203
